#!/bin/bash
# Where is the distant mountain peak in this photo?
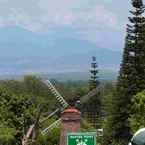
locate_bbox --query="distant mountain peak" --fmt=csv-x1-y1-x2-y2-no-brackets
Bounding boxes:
0,26,122,75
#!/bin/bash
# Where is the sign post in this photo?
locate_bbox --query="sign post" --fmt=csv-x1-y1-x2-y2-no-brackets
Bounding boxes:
67,132,96,145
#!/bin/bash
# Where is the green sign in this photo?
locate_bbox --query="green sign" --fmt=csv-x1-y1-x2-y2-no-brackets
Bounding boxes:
67,132,96,145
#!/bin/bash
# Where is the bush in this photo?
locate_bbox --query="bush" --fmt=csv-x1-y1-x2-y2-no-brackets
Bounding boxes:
129,90,145,134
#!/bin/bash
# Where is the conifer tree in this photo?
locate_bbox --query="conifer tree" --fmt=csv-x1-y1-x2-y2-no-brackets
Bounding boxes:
89,56,100,90
82,56,101,128
104,0,145,144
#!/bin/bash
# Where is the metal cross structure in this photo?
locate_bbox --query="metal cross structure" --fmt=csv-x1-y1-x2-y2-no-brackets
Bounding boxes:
44,80,69,109
22,79,101,145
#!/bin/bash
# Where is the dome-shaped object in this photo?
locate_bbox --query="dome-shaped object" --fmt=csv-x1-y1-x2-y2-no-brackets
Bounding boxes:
63,108,81,114
130,128,145,145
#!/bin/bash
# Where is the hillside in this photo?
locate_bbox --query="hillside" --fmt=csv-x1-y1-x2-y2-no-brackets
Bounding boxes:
0,26,122,76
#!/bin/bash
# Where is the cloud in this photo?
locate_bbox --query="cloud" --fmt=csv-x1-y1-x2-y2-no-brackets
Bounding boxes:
0,0,121,32
75,5,119,29
0,0,130,52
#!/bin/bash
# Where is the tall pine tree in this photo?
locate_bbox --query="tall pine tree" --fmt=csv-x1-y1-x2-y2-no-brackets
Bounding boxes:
104,0,145,144
89,56,100,90
82,56,101,129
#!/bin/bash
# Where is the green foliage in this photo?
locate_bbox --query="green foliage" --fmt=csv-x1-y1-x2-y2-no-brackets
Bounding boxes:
102,0,145,144
102,91,117,145
82,56,101,129
89,56,99,90
0,75,91,144
129,90,145,133
0,87,35,144
37,128,60,145
81,120,94,132
0,80,25,95
0,75,58,111
54,80,88,100
0,124,16,145
0,74,116,145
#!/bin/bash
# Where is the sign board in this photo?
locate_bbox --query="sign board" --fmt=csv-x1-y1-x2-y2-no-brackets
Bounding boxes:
67,132,96,145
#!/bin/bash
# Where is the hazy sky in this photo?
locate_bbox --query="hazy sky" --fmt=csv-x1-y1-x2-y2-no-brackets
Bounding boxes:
0,0,142,51
0,0,130,30
0,0,144,75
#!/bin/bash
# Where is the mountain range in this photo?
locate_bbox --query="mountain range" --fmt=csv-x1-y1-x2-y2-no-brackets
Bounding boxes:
0,26,123,80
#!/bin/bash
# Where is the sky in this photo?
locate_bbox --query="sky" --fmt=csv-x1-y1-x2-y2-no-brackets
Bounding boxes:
0,0,134,51
0,0,144,75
